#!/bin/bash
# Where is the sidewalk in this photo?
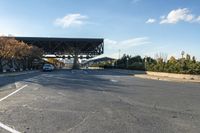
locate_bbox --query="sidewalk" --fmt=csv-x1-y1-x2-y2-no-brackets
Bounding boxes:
134,74,200,83
0,70,40,77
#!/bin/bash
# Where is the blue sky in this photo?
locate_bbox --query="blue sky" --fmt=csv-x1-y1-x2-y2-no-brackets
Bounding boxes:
0,0,200,60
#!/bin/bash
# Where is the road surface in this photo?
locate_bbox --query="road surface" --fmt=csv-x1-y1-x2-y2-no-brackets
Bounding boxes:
0,69,200,133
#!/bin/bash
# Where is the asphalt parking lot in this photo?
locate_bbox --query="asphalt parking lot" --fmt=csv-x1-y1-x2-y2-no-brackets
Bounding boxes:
0,69,200,133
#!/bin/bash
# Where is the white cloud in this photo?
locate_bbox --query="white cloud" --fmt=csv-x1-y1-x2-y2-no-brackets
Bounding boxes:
0,33,14,37
160,16,165,19
196,16,200,23
160,8,195,24
147,8,200,24
99,37,151,59
55,13,88,28
104,39,117,46
105,37,150,50
0,33,5,36
146,18,156,24
121,37,150,47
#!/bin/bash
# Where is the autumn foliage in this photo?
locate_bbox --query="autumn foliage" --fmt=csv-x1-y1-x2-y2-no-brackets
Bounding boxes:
0,37,43,71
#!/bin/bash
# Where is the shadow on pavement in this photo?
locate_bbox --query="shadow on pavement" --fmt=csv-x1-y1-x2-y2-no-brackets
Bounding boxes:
0,72,42,88
0,69,146,93
22,69,134,94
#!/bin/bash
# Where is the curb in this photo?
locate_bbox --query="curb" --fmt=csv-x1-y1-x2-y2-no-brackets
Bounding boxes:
134,74,200,83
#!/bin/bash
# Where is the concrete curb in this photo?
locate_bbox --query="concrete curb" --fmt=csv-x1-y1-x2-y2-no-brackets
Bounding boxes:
109,69,200,83
0,70,40,77
134,74,200,83
146,71,200,80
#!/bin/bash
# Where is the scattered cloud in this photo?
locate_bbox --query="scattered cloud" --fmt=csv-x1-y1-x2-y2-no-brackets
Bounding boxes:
0,32,15,36
55,13,88,28
105,37,151,50
146,8,200,24
104,39,117,46
146,18,156,24
160,8,194,24
98,37,151,59
196,16,200,23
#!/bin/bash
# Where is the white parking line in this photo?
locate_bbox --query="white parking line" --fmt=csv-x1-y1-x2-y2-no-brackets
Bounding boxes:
110,79,118,83
0,122,21,133
0,84,28,133
0,85,27,102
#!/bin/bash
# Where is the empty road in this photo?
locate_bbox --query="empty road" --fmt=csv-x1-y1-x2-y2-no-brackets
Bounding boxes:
0,69,200,133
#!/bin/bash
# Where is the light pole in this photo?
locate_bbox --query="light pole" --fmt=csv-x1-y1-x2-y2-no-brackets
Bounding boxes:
126,57,129,69
144,56,147,70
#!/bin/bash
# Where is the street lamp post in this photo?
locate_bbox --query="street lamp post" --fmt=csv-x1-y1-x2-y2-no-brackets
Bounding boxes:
144,56,147,70
126,57,129,69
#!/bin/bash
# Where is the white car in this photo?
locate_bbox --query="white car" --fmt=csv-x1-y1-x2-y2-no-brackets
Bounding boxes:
42,64,54,71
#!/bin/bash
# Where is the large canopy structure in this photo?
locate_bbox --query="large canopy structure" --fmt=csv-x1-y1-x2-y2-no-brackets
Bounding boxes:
14,37,104,69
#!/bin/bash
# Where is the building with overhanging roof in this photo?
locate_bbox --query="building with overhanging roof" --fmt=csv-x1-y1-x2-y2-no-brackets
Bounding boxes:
14,37,104,69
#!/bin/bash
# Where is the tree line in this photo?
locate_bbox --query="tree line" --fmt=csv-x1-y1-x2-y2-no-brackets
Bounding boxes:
0,37,43,72
99,53,200,75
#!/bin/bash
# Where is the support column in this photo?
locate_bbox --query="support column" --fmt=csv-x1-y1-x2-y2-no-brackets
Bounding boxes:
72,50,80,69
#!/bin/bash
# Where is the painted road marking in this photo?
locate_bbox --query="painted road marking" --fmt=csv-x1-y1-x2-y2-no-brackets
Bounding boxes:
0,84,28,133
0,122,21,133
110,79,118,83
0,85,27,102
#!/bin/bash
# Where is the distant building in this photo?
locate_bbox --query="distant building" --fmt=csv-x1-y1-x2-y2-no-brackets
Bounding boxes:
83,57,116,67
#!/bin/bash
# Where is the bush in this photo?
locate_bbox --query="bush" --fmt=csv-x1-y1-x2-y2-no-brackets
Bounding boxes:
87,53,200,75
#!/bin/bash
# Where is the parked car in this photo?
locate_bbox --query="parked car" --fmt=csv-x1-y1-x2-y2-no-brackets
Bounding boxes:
42,64,54,71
